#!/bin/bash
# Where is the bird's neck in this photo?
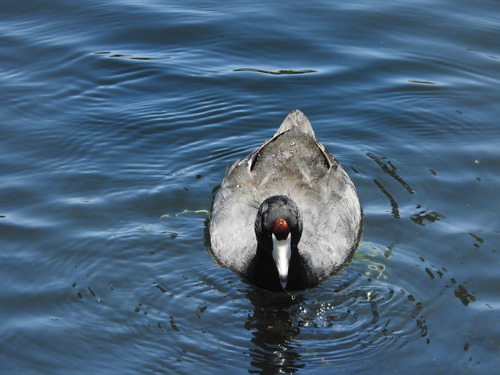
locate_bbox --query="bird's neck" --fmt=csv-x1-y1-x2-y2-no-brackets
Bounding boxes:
248,245,311,292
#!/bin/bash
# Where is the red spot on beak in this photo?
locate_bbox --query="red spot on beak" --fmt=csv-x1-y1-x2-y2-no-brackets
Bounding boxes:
273,218,290,241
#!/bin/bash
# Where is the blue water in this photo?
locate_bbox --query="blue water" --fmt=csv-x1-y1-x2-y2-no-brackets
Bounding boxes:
1,0,499,373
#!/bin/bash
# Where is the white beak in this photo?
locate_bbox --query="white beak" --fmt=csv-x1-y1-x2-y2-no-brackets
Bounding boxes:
272,233,291,289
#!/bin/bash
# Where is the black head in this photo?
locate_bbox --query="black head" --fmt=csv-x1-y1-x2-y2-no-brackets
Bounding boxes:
254,195,302,252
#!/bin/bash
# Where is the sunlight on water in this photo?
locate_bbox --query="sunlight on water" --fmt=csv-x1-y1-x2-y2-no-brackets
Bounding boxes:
1,0,500,374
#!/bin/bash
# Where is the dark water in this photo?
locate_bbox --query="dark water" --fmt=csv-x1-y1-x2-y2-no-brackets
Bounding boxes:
1,0,499,373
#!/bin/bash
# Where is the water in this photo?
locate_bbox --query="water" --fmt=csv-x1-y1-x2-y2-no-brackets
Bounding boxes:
1,0,499,373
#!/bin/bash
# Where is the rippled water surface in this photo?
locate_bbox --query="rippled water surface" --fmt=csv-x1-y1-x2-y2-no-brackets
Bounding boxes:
1,0,500,374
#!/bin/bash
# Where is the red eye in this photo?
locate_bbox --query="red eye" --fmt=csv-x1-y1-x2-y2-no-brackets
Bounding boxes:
273,218,290,240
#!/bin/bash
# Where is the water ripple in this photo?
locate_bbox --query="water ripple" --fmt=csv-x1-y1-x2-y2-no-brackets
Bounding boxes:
2,0,500,373
234,68,317,75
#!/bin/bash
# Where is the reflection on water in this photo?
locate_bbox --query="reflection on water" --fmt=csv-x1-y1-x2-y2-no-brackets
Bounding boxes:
411,207,446,226
454,284,476,306
94,51,171,61
367,152,417,221
416,254,480,311
241,253,431,373
233,68,317,75
2,0,499,373
367,153,414,195
245,289,305,374
367,152,447,229
374,179,400,219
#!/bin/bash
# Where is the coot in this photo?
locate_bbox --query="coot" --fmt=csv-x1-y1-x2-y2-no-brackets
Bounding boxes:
209,110,363,292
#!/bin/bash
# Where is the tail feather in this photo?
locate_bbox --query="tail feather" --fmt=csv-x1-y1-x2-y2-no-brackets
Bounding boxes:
275,109,315,138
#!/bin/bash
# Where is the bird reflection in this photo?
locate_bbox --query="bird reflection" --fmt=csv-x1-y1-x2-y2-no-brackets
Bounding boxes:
244,286,305,374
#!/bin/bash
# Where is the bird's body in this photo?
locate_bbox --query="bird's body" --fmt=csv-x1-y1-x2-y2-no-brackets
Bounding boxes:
209,110,363,291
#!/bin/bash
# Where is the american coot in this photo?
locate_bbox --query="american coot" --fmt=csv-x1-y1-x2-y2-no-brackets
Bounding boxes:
209,110,363,292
